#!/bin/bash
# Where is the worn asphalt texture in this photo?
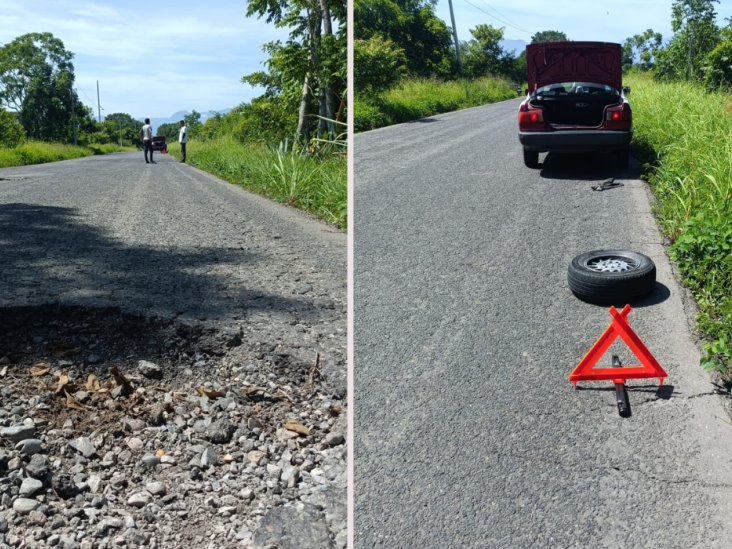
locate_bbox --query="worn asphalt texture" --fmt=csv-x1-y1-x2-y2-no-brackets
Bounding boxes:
354,99,732,548
0,152,346,393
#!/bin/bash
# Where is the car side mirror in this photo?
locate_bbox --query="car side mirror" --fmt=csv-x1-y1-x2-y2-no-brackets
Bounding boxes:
523,86,528,95
622,86,631,95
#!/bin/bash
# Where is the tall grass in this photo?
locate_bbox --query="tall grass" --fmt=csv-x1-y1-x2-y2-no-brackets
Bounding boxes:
627,72,732,380
167,137,346,229
355,76,519,131
0,141,132,168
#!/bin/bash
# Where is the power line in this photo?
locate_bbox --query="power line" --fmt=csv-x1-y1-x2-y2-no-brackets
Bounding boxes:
474,0,523,30
460,0,532,36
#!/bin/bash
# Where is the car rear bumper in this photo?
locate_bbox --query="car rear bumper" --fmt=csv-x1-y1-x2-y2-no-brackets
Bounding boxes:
518,129,632,152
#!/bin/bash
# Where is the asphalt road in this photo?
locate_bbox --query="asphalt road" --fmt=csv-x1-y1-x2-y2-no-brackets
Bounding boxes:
0,152,346,389
354,99,732,547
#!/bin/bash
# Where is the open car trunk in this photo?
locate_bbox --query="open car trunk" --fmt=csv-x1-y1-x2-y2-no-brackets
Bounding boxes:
529,92,621,127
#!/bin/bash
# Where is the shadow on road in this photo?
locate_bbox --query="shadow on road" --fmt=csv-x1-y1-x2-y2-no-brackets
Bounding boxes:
0,203,323,323
538,151,639,181
571,282,672,309
405,118,440,124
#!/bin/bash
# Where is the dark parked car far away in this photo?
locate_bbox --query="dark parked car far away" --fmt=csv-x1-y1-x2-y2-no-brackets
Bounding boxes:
151,136,167,152
517,41,632,168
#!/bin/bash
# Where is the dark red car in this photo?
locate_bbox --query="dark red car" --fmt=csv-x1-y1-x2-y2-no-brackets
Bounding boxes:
151,136,167,152
518,42,632,168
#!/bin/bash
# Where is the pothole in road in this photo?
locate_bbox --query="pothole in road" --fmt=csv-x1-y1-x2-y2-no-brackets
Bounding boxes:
0,305,338,435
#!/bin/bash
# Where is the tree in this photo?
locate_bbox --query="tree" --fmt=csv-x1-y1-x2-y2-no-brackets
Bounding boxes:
656,0,720,80
97,112,142,147
460,25,513,79
245,0,346,149
354,36,406,92
530,30,568,44
184,110,203,135
703,18,732,89
156,122,180,142
0,32,80,141
622,29,663,71
354,0,455,78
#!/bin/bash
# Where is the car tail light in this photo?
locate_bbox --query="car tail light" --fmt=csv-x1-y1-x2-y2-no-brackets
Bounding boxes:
518,102,545,131
604,103,631,130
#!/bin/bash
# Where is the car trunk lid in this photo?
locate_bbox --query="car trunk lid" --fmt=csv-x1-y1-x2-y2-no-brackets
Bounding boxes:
526,41,622,91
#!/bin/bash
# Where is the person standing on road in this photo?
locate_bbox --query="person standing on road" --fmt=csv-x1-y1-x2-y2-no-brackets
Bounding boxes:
140,118,154,164
178,120,188,163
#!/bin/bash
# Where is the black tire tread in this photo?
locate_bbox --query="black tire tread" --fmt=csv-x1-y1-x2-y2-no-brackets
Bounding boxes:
568,250,656,304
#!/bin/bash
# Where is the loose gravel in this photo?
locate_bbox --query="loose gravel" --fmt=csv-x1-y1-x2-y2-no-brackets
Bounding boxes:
0,305,346,549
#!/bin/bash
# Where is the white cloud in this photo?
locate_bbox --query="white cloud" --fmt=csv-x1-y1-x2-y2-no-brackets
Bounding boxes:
0,0,287,117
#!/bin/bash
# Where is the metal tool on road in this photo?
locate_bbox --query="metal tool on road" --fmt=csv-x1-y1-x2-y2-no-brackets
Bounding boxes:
612,355,631,417
569,305,667,417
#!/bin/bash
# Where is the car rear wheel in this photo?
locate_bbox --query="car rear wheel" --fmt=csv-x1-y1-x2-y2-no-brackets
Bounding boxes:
523,148,539,168
568,249,656,304
616,147,630,168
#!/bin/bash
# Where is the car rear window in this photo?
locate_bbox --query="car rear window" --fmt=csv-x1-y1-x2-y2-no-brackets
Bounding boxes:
536,82,618,98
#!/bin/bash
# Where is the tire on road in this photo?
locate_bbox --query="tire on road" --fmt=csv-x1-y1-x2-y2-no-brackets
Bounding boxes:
615,147,630,168
523,148,539,168
568,249,656,304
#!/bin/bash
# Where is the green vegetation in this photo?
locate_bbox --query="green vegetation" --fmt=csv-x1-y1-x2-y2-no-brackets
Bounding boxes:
167,138,346,228
354,0,542,131
0,141,131,168
626,72,732,383
621,0,732,382
355,77,517,131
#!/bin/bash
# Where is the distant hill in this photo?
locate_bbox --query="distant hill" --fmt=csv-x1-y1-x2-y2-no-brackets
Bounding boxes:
501,39,527,55
122,109,231,133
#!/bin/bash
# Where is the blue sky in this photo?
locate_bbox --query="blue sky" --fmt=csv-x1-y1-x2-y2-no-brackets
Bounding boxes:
0,1,287,119
436,0,732,52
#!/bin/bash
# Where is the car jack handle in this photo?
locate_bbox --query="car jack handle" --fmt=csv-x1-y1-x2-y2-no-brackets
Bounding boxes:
612,355,631,418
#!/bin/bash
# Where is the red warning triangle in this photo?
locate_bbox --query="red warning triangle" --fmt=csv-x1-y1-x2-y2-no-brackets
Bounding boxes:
569,305,667,385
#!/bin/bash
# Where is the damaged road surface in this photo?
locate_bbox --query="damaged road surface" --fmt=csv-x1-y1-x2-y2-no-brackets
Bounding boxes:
0,153,346,548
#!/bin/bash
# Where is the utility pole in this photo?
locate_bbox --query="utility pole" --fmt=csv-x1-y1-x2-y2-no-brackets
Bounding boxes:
447,0,461,70
71,89,78,146
96,80,102,122
119,120,122,147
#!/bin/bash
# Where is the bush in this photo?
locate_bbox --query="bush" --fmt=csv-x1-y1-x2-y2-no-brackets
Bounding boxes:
167,137,346,228
627,72,732,383
704,39,732,90
354,36,406,93
0,110,26,147
354,76,517,131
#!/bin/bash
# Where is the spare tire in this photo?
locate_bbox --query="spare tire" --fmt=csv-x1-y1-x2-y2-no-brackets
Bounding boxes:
568,250,656,304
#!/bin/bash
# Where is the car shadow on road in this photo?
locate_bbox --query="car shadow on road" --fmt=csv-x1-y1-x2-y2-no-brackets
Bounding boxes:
0,203,328,324
538,151,639,181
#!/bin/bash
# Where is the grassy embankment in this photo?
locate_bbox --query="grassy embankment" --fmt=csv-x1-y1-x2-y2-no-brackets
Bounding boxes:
167,138,346,229
0,142,133,168
355,76,520,132
626,72,732,383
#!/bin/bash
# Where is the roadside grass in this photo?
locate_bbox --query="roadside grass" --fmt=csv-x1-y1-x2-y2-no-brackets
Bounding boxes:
627,72,732,383
355,76,520,132
167,137,346,229
0,141,132,168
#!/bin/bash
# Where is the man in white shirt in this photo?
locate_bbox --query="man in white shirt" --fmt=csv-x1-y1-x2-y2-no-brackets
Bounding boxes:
140,118,154,164
178,120,188,163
